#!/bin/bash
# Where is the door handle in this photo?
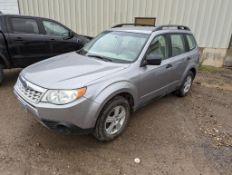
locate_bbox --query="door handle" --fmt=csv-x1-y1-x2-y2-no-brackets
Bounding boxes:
166,64,173,69
15,37,24,41
50,38,56,41
187,57,191,61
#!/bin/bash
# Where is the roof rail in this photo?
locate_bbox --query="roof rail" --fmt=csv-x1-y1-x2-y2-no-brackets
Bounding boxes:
112,23,155,28
153,25,190,32
112,24,191,32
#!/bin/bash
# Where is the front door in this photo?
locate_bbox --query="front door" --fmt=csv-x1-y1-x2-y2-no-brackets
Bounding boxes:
138,34,180,104
41,20,81,56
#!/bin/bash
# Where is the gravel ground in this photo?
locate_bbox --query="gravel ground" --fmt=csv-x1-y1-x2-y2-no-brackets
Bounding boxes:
0,68,232,175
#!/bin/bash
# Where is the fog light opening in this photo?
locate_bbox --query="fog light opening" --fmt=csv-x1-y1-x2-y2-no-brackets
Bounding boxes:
56,124,71,134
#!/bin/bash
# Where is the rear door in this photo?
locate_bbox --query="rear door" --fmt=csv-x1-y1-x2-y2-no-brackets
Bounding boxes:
41,19,82,56
163,33,190,93
6,17,53,67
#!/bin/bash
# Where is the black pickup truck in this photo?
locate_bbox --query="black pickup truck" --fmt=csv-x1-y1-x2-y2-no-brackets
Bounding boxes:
0,14,91,84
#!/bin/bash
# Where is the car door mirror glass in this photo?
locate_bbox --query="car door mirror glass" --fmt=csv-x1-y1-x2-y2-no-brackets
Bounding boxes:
146,53,162,65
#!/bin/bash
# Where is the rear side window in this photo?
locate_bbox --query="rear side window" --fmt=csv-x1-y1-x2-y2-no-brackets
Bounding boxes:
11,18,39,34
186,35,196,50
170,34,185,57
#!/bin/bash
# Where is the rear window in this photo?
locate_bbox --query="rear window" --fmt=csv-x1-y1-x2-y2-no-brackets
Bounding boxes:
11,18,39,34
170,34,185,57
186,34,197,50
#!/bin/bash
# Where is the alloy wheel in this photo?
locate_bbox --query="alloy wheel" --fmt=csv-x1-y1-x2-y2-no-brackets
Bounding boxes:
104,105,126,135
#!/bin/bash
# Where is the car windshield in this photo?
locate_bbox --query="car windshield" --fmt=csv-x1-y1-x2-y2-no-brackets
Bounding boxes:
78,31,149,63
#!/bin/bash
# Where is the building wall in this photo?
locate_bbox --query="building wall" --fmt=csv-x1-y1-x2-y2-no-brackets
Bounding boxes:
18,0,232,49
0,0,19,14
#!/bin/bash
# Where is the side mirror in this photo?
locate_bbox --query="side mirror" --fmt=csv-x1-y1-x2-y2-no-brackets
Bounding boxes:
63,31,74,40
69,31,74,38
145,54,162,65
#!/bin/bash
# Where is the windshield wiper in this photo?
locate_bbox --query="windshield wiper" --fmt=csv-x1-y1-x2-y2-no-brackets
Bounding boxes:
88,54,112,62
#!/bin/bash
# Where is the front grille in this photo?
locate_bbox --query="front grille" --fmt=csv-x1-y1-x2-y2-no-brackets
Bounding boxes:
15,77,46,104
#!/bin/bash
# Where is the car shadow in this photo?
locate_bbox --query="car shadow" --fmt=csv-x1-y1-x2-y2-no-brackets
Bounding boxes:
1,69,21,87
23,93,178,151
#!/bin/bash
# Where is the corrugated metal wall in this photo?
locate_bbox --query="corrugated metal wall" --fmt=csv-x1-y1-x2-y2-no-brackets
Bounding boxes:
18,0,232,48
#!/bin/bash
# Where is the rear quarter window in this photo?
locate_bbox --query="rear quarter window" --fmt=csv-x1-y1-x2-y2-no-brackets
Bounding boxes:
186,34,197,50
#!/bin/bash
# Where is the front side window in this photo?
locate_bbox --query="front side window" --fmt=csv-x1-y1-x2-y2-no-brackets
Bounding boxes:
146,35,168,60
43,21,69,37
11,18,39,34
186,34,196,50
170,34,185,56
79,31,149,62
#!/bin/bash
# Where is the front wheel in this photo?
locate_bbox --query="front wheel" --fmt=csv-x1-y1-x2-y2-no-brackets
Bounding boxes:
0,68,4,85
175,72,194,97
94,96,131,141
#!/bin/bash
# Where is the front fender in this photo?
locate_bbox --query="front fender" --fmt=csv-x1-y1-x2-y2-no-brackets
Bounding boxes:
95,81,138,106
86,81,138,124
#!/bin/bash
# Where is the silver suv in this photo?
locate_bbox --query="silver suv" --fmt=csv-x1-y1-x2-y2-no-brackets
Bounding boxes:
14,24,199,141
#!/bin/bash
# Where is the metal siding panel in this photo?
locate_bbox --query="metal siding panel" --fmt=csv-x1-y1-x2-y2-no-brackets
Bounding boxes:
82,0,87,35
64,0,71,29
202,0,215,48
164,0,172,24
146,0,152,17
18,0,232,48
196,0,208,47
33,0,39,17
93,0,98,35
218,0,231,48
121,0,127,23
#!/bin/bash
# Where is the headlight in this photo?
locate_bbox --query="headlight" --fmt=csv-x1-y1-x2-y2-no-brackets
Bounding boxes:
42,87,86,105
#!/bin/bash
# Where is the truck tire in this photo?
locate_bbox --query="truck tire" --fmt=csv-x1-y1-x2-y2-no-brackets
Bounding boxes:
0,68,3,85
94,96,131,142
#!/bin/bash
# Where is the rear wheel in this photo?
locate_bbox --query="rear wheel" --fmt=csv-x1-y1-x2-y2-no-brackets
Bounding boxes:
0,68,3,85
176,71,194,97
94,96,131,141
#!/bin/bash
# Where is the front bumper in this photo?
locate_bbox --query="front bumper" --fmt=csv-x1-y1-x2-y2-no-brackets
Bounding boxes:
14,89,100,134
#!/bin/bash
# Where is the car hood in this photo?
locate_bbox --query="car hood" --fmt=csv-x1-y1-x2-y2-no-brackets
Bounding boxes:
21,52,129,89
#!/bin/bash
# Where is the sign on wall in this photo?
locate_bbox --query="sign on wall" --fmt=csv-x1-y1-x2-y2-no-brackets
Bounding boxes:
135,17,156,26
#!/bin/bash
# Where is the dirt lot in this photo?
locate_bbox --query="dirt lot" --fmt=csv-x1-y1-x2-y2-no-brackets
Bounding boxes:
0,68,232,175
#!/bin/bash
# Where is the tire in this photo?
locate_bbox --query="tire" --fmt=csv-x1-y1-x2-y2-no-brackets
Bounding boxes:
94,96,131,142
0,68,3,85
175,71,194,97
